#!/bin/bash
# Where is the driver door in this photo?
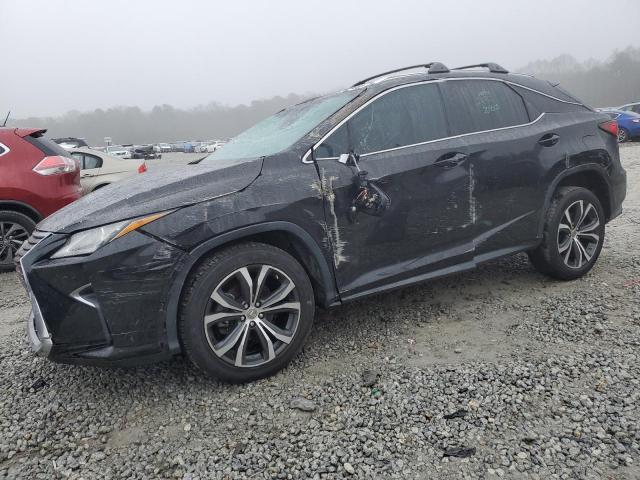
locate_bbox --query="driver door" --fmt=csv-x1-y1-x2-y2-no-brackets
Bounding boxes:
313,82,475,298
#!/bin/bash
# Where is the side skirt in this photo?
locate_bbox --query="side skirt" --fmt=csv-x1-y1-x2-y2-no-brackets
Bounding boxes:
337,242,538,304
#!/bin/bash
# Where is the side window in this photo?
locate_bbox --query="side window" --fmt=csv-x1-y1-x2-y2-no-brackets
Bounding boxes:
633,105,640,114
0,143,7,157
443,80,530,135
71,152,85,168
315,83,448,158
316,123,348,159
84,154,103,169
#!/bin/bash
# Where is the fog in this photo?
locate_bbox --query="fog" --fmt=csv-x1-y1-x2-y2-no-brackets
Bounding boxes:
2,0,639,118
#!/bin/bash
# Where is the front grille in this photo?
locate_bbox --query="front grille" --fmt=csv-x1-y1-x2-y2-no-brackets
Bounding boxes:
14,229,49,270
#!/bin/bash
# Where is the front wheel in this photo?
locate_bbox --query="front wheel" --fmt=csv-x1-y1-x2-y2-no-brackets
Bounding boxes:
529,187,605,280
179,242,315,383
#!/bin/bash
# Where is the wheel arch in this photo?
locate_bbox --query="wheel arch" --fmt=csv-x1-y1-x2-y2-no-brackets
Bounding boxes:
538,165,613,237
164,221,339,354
0,200,42,223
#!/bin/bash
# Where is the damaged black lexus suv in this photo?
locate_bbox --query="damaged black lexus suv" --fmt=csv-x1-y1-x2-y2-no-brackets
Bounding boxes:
16,62,626,383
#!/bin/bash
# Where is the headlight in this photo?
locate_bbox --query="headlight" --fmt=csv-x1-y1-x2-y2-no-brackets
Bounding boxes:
632,119,640,123
51,211,171,259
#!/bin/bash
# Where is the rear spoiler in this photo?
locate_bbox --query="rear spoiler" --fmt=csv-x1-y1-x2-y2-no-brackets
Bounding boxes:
14,128,47,138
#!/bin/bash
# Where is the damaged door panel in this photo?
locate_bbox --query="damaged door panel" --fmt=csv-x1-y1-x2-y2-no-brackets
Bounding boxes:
313,82,474,295
15,62,627,383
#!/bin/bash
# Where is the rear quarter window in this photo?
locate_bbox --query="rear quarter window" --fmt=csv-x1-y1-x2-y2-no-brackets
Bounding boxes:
510,85,590,114
0,143,8,157
24,136,73,157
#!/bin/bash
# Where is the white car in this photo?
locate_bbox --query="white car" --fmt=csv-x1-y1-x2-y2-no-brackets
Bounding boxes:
158,143,172,153
70,148,147,193
106,145,132,159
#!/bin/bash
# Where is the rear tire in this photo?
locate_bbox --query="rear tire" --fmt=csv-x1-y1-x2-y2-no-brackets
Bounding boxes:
179,242,315,383
0,211,35,272
528,187,605,280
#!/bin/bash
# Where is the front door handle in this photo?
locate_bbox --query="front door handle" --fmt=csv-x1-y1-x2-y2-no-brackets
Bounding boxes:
435,152,468,168
538,133,560,147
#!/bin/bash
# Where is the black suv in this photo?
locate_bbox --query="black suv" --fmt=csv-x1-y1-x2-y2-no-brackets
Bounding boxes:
132,145,161,160
16,62,626,383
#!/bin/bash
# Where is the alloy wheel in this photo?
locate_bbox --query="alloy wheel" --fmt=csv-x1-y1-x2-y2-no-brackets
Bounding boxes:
204,265,301,368
557,200,600,269
0,222,29,266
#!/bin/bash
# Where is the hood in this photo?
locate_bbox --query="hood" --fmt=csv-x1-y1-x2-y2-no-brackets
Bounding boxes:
38,158,263,234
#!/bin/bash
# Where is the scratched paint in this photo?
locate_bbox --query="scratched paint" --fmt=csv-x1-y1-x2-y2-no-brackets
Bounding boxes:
311,168,348,267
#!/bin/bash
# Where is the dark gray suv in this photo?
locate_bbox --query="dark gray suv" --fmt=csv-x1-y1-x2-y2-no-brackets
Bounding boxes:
17,62,627,382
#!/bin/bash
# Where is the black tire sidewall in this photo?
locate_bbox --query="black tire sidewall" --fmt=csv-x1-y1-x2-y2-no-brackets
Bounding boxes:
180,243,315,383
544,188,605,280
0,211,36,271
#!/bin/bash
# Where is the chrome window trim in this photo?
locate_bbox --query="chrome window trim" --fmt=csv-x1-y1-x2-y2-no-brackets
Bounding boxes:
302,76,579,164
0,142,10,157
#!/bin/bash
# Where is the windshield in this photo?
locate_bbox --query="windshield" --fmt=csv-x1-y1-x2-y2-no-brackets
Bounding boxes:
201,90,360,164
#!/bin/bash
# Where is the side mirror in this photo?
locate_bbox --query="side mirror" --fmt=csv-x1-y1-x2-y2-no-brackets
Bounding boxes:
338,152,360,171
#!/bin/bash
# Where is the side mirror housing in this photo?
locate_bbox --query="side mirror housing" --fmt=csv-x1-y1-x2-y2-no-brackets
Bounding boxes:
338,152,360,171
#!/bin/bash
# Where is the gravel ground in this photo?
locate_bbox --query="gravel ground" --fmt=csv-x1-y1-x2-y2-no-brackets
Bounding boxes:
1,144,639,479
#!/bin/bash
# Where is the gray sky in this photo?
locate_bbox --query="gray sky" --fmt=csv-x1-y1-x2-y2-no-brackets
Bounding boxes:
2,0,639,117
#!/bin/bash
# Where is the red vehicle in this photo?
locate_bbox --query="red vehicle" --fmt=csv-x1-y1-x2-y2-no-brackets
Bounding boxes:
0,128,82,270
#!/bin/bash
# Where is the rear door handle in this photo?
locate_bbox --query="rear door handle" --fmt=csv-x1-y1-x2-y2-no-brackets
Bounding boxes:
538,133,560,147
434,152,468,168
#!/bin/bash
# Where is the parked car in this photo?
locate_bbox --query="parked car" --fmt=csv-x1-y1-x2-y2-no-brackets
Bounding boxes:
52,137,90,150
618,102,640,115
16,62,626,383
600,109,640,143
0,128,82,270
132,145,161,160
159,143,172,153
106,146,132,159
70,148,147,193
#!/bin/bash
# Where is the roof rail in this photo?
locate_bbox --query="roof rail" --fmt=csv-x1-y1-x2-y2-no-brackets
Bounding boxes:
352,62,450,87
452,62,509,74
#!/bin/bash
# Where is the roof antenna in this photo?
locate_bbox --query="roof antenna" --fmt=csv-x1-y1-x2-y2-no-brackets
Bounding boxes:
1,111,10,127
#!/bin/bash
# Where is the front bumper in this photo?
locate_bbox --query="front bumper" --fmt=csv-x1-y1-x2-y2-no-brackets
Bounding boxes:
17,229,186,366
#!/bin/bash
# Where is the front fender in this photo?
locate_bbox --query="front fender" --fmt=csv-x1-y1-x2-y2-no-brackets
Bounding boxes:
161,221,338,354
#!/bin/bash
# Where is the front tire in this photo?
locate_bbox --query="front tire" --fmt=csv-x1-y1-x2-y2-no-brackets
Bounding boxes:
0,211,35,272
529,187,605,280
179,242,315,383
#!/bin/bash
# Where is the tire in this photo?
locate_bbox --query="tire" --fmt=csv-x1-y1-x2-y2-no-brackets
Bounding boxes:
528,187,605,280
0,211,36,272
179,242,315,383
618,128,629,143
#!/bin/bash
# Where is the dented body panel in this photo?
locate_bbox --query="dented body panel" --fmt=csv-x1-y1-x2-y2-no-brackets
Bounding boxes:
17,68,627,367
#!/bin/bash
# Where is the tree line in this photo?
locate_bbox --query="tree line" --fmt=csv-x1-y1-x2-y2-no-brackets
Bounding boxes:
10,46,640,146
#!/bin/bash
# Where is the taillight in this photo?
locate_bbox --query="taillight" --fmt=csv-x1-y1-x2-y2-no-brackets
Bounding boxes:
138,162,147,174
598,120,618,138
32,155,78,176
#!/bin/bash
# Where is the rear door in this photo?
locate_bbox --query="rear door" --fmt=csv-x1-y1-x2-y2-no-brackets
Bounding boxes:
440,79,548,255
73,152,104,192
313,82,474,297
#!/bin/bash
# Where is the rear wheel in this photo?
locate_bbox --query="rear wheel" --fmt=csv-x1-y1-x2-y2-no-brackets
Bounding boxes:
529,187,605,280
179,242,315,383
0,211,35,272
618,128,629,143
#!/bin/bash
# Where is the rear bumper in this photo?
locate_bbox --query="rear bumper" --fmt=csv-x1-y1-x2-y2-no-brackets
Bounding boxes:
17,229,185,366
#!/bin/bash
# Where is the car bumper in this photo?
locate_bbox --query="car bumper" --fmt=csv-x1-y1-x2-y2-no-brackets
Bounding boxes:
16,229,186,366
